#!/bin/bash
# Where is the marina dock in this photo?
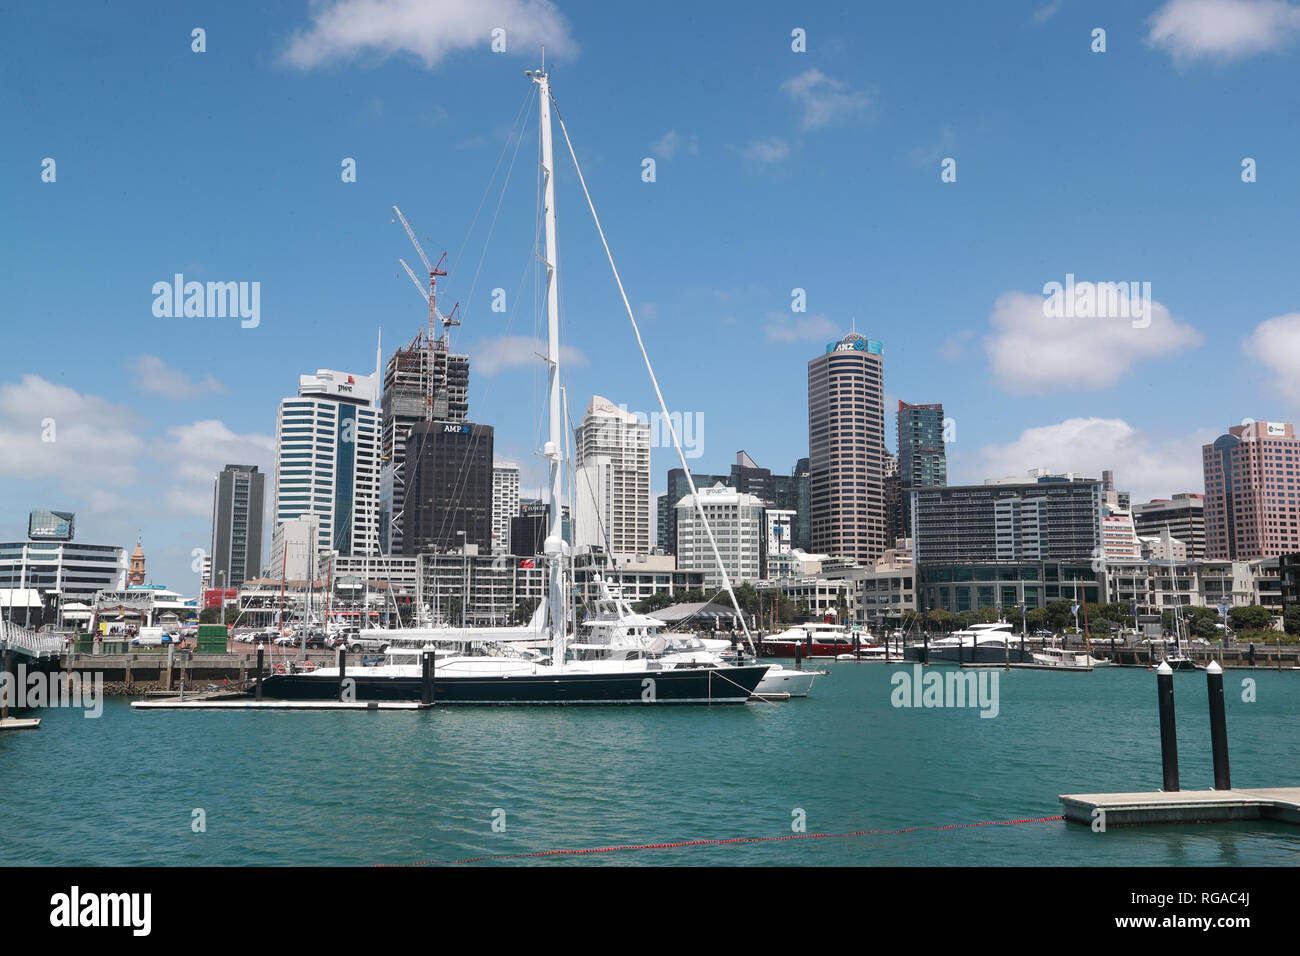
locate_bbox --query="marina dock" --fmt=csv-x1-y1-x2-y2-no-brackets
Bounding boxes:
0,717,41,731
1060,788,1300,826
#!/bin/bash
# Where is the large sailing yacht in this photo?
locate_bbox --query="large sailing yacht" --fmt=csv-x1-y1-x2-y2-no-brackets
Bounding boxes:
258,66,769,704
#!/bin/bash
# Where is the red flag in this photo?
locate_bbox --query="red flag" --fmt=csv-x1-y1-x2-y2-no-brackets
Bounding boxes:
520,559,535,569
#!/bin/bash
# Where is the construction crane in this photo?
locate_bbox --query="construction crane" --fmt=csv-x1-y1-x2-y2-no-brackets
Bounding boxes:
392,204,460,421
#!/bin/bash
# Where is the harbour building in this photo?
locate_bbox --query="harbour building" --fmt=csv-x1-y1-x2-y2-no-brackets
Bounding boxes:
912,474,1105,612
403,422,494,554
0,510,126,608
808,333,888,564
272,368,382,561
574,395,651,557
210,464,265,589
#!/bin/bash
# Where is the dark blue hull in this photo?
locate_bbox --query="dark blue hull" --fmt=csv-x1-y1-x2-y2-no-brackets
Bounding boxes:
904,645,1035,665
256,664,770,704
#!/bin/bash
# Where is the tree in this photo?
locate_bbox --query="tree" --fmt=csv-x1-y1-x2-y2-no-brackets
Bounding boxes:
1026,607,1047,631
199,607,220,624
954,610,978,630
925,608,953,633
1044,601,1074,631
976,606,1000,624
901,609,924,632
1229,604,1273,631
1284,604,1300,636
512,597,540,625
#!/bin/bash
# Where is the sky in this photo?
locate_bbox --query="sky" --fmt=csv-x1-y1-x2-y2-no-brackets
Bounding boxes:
3,0,1300,593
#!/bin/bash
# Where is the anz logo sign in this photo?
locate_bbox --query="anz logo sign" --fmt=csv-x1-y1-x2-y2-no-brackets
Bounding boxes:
442,423,471,434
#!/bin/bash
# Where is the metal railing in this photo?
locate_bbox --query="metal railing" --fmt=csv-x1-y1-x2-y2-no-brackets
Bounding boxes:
0,620,64,658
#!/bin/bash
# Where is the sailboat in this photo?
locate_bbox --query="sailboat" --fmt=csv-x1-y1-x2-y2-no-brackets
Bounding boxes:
258,66,769,704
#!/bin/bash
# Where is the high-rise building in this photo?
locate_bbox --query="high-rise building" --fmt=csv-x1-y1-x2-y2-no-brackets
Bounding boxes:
808,333,887,562
675,484,765,588
657,452,808,556
912,476,1103,565
210,463,265,588
1202,421,1300,560
897,401,946,538
491,464,521,554
273,368,381,559
511,501,572,557
404,422,493,554
1133,494,1205,558
897,401,947,487
378,329,470,554
574,395,650,556
882,450,903,546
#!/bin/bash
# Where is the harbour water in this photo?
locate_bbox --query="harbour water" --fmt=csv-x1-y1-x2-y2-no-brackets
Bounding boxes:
2,663,1297,866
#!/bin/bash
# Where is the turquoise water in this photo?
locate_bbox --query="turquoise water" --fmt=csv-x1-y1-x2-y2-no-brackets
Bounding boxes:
2,663,1297,866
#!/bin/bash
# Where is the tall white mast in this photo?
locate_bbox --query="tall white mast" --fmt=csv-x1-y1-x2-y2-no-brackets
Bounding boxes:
532,66,566,660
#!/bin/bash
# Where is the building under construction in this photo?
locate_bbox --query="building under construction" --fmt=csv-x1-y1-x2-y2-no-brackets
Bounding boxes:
379,328,470,554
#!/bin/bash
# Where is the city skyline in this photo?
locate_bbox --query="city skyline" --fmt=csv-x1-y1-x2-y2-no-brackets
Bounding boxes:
5,1,1300,589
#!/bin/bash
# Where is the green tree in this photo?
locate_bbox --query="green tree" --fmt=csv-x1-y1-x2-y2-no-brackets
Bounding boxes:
512,597,540,625
1229,604,1273,631
954,610,978,630
925,608,953,633
199,606,220,624
1284,604,1300,636
1026,607,1047,632
976,605,1000,624
1044,601,1074,631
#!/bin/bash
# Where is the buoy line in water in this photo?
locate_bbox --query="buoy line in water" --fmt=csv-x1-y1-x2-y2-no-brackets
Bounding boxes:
375,815,1067,865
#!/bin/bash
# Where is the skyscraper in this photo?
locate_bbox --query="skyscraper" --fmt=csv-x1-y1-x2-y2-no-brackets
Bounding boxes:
378,328,470,554
574,395,651,556
1202,420,1300,560
404,422,494,554
808,333,887,563
210,464,265,588
273,368,381,560
491,463,521,554
897,401,946,539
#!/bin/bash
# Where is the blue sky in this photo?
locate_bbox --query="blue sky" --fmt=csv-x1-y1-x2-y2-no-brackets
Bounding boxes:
4,0,1300,591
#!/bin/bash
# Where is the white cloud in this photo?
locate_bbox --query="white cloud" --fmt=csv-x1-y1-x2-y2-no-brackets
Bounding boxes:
1242,312,1300,405
133,355,224,400
1148,0,1300,61
468,335,589,375
780,69,874,130
0,375,143,486
983,289,1202,393
940,329,975,361
969,417,1218,502
764,313,841,343
1032,1,1065,23
151,420,275,516
282,0,576,70
742,137,791,164
650,130,697,160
